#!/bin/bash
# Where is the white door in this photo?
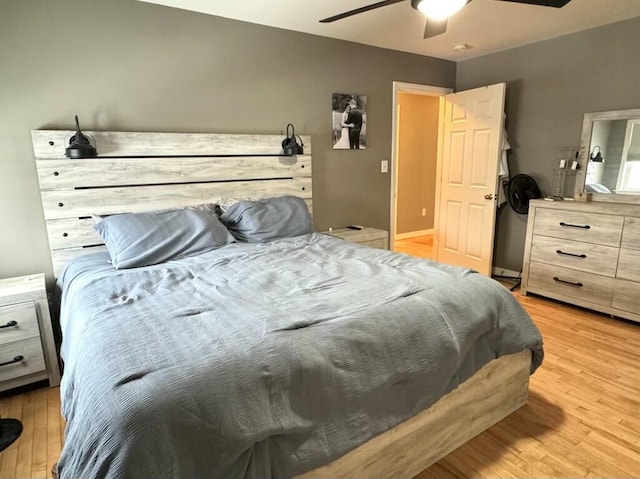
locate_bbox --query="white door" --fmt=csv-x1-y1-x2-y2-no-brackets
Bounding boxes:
435,83,506,275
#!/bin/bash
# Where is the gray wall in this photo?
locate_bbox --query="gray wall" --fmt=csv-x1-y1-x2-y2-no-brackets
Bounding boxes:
5,1,639,280
0,0,455,280
456,16,640,272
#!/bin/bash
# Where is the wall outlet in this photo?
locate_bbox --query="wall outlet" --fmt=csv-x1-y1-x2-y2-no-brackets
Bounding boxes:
421,208,427,216
381,160,388,173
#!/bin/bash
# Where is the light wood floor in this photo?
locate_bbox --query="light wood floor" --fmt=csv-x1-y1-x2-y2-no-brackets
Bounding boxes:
394,233,434,259
0,386,62,479
1,238,639,478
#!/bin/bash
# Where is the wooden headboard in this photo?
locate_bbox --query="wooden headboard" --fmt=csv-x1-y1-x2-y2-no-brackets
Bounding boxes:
31,130,312,277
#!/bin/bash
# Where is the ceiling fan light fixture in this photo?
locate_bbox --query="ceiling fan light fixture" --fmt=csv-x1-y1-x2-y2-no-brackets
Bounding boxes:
414,0,468,20
453,43,473,51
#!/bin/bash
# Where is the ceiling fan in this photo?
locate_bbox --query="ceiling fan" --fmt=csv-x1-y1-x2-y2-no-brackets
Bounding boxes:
319,0,572,39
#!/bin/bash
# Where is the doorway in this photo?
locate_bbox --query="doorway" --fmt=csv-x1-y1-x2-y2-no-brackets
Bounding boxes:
390,82,451,258
390,82,506,275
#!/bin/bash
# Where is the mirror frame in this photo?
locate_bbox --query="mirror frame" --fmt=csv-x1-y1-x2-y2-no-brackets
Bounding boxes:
575,107,640,204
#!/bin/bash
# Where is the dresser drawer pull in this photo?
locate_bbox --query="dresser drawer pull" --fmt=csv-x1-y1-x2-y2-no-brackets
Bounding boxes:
0,356,24,368
553,277,583,287
559,221,591,230
556,249,587,259
0,320,18,329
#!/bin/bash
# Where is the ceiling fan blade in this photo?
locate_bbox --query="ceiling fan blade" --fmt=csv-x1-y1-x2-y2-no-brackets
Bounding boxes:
319,0,406,23
424,18,448,39
499,0,571,7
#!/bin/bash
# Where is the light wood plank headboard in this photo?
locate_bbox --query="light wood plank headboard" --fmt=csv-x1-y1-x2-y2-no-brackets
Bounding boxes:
32,130,312,277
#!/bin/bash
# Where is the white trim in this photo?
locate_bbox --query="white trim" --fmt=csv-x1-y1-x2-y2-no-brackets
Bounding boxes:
393,82,453,96
433,95,447,263
390,81,452,253
492,267,521,278
394,229,434,240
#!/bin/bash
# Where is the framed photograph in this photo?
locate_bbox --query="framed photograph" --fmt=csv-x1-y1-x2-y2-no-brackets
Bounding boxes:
332,93,367,150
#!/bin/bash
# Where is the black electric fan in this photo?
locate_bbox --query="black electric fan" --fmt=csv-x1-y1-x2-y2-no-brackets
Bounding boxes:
320,0,572,39
507,174,542,215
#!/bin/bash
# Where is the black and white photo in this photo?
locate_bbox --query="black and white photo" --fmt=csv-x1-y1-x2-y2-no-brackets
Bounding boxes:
332,93,367,150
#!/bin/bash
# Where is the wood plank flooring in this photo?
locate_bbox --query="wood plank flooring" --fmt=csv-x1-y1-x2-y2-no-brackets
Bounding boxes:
394,233,434,259
420,293,640,478
1,236,638,478
0,386,62,479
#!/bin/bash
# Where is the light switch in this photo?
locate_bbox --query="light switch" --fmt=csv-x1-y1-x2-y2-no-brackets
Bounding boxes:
381,160,389,173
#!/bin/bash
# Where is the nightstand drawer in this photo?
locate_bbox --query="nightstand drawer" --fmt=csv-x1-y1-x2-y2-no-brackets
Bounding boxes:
0,337,46,383
0,302,40,345
533,208,623,246
0,273,60,390
527,261,615,307
358,238,387,250
530,235,619,277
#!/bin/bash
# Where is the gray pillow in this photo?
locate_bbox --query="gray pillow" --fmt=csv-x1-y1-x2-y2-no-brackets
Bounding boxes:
94,207,235,269
219,195,312,242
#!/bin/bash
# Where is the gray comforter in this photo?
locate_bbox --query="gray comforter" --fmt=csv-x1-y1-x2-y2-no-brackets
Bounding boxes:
57,233,543,479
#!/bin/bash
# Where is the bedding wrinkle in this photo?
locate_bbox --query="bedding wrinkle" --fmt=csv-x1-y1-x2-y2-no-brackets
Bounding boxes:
56,233,543,479
113,371,150,387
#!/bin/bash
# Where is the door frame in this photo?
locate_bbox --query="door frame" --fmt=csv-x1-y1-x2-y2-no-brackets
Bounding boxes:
389,81,452,252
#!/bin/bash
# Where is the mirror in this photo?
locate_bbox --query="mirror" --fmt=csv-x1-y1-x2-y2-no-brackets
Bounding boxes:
575,107,640,203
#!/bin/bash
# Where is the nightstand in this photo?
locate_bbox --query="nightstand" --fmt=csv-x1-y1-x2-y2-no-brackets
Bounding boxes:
325,227,389,250
0,274,61,391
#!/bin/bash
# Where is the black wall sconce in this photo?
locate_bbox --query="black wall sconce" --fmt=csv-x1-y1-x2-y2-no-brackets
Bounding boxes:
281,124,304,156
65,115,97,158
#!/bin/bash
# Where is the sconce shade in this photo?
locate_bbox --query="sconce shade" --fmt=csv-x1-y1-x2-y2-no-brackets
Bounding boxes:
65,115,97,158
281,124,304,156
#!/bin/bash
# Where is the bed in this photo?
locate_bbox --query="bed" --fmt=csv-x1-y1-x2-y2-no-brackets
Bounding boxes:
32,130,543,479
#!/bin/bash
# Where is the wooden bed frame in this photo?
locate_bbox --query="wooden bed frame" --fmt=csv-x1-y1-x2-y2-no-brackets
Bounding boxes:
32,130,313,277
32,130,531,478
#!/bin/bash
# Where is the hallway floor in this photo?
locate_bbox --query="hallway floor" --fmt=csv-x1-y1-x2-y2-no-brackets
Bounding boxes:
394,234,434,259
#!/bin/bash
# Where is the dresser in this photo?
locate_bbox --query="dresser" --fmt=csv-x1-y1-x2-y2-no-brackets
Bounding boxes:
324,227,389,250
522,200,640,323
0,274,61,391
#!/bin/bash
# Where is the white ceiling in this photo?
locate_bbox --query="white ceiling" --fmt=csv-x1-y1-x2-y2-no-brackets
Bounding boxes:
138,0,640,61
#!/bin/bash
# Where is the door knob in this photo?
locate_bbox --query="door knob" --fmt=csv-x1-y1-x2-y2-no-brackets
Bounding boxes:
484,193,494,200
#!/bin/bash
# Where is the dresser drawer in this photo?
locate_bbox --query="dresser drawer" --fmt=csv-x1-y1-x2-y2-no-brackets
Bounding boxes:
530,235,619,277
0,337,46,383
621,217,640,251
533,208,623,246
612,279,640,313
617,248,640,282
527,261,615,307
0,302,41,345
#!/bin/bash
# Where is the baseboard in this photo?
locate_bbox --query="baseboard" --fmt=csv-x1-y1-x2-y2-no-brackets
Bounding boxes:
395,229,434,240
492,266,521,278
